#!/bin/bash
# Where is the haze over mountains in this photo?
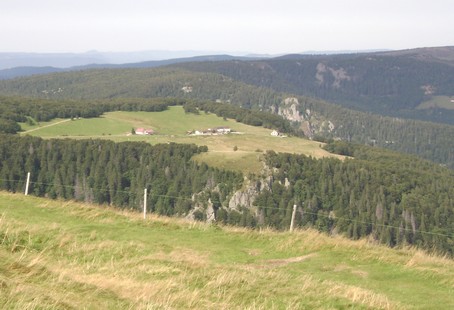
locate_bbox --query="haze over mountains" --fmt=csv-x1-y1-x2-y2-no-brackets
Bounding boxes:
0,50,261,71
0,48,392,79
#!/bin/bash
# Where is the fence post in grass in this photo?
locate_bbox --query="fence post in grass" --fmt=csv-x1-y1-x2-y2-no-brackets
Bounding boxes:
143,188,147,219
25,172,31,196
290,204,297,232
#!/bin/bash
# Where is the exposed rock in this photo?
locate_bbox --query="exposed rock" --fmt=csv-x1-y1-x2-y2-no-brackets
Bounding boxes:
300,121,314,138
206,199,215,223
315,62,351,88
260,176,273,192
329,67,351,89
421,84,436,95
228,186,259,210
316,63,327,85
278,97,304,122
228,178,272,210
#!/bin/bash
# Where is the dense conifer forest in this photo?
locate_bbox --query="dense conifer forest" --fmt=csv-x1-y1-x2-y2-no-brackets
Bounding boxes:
298,97,454,169
0,135,242,216
254,144,454,255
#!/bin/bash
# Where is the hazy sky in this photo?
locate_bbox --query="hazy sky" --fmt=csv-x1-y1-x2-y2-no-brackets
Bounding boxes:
1,0,453,54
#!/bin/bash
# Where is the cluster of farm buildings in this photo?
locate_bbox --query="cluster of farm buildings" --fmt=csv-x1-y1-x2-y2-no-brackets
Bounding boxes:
133,126,284,137
187,127,231,136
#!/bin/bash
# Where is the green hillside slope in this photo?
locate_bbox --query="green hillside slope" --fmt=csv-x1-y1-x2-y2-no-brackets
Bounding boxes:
1,192,453,309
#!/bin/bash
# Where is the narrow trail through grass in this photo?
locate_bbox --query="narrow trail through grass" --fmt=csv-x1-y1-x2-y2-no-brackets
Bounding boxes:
21,118,71,133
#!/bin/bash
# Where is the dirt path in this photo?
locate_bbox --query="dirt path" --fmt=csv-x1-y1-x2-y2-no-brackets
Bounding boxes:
22,119,71,133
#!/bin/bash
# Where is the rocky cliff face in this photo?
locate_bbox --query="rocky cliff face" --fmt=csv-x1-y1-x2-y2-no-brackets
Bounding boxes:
278,97,305,122
228,176,272,210
277,97,336,138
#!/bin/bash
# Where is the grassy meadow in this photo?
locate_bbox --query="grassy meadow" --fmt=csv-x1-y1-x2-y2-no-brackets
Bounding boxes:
20,106,340,174
417,96,454,110
1,192,453,309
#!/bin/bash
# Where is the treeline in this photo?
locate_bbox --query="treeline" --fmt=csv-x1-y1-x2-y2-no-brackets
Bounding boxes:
0,135,243,215
183,101,299,135
253,146,454,255
0,96,186,134
0,68,283,110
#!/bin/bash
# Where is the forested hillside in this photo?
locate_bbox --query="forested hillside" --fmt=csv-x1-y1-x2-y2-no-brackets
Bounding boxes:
292,96,454,169
0,68,281,108
173,49,454,124
254,144,454,255
0,135,242,219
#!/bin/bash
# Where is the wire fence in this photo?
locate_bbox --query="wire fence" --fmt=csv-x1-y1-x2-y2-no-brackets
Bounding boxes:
0,176,452,239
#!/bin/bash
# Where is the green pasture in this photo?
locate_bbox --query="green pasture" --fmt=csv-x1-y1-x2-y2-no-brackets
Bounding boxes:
1,192,453,309
20,106,340,174
417,96,454,110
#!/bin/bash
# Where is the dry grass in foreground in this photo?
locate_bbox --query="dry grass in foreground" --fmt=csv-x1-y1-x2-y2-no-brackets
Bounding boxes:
1,192,453,309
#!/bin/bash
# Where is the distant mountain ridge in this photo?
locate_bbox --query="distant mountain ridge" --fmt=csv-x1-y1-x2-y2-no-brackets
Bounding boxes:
0,49,389,71
0,54,263,80
376,46,454,66
0,48,394,80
